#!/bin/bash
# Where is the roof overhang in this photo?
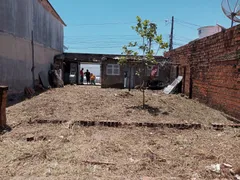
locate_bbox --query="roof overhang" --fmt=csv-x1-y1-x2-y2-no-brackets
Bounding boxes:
54,53,167,64
38,0,66,26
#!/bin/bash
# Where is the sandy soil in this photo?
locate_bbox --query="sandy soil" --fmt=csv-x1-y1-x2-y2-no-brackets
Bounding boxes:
1,86,239,180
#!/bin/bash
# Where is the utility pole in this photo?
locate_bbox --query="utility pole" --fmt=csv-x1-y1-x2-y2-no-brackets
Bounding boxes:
169,16,174,51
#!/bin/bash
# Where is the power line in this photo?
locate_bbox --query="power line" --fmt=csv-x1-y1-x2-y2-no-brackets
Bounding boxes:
173,42,185,46
64,37,139,42
173,35,193,41
65,37,152,41
64,33,170,38
66,22,136,27
65,40,139,44
64,38,169,43
64,34,138,37
68,43,162,50
68,46,138,50
66,42,141,46
175,18,202,27
175,21,198,30
64,39,142,45
65,41,169,48
66,19,165,27
66,45,122,49
173,37,190,43
63,16,200,51
64,35,169,44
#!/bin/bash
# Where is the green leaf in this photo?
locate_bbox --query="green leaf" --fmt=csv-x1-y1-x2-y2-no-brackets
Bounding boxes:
133,52,138,56
128,42,137,47
136,16,142,22
119,16,168,71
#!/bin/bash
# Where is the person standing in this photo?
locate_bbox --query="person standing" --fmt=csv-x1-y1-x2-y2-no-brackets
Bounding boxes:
85,69,91,85
90,73,96,85
80,68,84,85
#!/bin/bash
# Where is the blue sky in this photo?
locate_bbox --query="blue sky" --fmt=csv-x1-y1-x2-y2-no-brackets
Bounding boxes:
50,0,233,55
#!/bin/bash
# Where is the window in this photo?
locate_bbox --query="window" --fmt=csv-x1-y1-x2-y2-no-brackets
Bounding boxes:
146,65,159,76
106,64,120,75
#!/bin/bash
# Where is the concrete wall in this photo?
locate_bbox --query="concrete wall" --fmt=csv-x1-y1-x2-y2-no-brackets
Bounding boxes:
0,0,64,93
101,59,171,89
165,25,240,119
101,59,124,89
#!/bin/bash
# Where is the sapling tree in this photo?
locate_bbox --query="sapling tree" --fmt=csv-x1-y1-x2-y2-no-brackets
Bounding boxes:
119,16,168,108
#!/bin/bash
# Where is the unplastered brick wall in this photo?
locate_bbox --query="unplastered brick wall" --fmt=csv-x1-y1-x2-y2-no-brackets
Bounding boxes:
165,25,240,119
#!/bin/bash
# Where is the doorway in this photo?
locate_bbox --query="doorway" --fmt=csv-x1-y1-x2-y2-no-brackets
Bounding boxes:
124,66,135,89
79,63,101,85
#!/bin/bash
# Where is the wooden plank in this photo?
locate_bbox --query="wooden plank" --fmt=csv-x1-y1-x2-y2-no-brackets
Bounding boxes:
0,86,8,128
163,76,183,94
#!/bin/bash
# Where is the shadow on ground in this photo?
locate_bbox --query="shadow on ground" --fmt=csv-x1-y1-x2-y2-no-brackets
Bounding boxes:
7,91,46,108
0,125,12,135
128,104,162,116
7,93,26,107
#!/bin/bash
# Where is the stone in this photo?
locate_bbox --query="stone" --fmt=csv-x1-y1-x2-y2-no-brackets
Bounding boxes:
26,134,34,142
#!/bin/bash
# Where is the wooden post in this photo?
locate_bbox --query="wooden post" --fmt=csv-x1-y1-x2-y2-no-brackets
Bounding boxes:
189,71,193,99
0,86,8,128
77,62,80,85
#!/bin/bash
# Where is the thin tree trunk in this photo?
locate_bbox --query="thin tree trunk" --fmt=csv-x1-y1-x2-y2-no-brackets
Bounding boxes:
128,66,131,91
142,37,145,55
141,37,146,109
143,88,145,108
149,38,152,51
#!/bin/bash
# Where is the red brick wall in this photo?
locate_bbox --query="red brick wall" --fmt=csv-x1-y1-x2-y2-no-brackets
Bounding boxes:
165,25,240,119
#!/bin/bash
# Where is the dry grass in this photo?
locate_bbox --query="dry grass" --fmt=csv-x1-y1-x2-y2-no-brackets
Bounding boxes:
1,125,240,180
1,86,239,179
6,85,232,126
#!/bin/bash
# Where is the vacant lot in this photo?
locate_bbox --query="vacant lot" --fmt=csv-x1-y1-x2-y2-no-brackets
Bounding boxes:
6,85,234,125
1,86,239,180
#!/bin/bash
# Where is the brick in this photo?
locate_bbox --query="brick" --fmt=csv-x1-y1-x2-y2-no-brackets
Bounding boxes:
165,25,240,119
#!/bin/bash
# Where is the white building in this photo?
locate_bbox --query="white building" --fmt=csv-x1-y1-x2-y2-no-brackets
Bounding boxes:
198,25,226,39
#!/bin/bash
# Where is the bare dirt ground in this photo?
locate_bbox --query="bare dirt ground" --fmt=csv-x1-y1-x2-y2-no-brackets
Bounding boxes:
5,85,235,125
1,86,240,180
